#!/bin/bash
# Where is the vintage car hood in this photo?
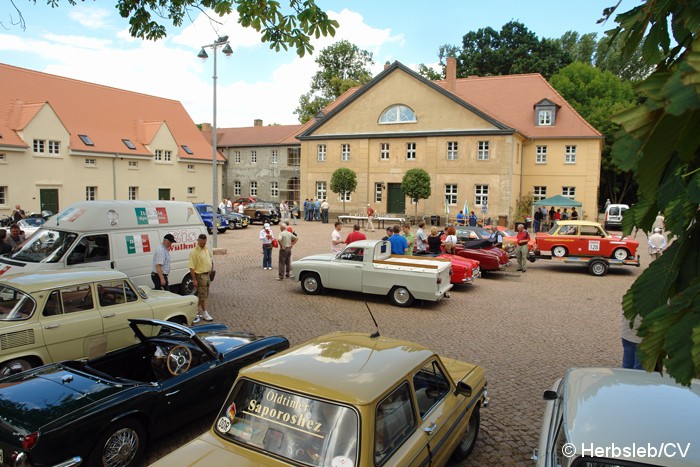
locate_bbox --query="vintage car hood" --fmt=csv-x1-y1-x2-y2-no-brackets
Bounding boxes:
0,364,121,434
440,356,480,383
294,253,335,262
152,431,287,466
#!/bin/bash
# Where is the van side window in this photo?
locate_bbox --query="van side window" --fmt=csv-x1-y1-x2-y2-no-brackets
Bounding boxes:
67,234,110,265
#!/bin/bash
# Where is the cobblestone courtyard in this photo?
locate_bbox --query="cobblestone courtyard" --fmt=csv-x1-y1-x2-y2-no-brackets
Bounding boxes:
145,219,648,466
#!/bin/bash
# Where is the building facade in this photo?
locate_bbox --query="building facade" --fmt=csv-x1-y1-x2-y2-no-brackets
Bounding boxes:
296,60,602,223
0,64,222,217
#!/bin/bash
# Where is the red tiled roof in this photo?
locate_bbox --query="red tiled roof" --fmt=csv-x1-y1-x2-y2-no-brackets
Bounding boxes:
435,74,601,138
0,63,221,161
213,124,303,147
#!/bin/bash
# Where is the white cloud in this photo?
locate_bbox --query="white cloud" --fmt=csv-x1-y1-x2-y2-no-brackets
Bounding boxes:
68,8,111,29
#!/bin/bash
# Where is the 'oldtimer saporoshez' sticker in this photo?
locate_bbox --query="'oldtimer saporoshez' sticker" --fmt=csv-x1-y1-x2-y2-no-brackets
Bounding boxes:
332,456,353,467
217,417,231,433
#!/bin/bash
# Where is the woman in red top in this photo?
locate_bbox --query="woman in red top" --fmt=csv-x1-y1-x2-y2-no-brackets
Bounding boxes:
554,209,562,221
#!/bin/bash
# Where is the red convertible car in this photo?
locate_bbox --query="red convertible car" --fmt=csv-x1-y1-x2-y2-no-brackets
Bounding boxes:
455,241,509,272
437,253,480,285
535,220,639,260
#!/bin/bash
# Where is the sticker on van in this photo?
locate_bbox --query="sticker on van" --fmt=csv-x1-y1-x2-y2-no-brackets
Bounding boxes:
135,207,169,225
57,208,87,223
126,234,151,254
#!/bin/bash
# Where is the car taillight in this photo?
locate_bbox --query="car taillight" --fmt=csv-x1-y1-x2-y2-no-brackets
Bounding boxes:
22,431,39,450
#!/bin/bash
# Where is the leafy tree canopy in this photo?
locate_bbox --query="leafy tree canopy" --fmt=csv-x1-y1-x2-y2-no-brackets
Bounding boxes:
295,40,374,123
19,0,338,56
330,167,357,214
604,0,700,385
402,168,432,217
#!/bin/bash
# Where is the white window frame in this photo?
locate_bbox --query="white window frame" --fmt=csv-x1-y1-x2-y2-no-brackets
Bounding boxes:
234,151,241,164
562,186,576,199
128,161,139,169
0,186,6,205
251,150,257,164
445,184,458,205
536,145,547,164
86,186,97,201
234,181,241,196
379,104,417,124
477,141,490,161
341,144,350,161
317,144,326,162
128,186,138,200
533,186,547,201
406,142,416,160
187,164,195,172
271,150,279,164
250,181,258,196
187,187,196,196
565,145,577,164
475,185,489,206
84,158,97,167
316,181,327,201
447,141,458,160
538,110,552,126
48,140,60,155
339,191,351,202
380,143,390,160
154,149,162,161
163,150,171,162
33,139,45,154
375,183,383,202
270,181,279,198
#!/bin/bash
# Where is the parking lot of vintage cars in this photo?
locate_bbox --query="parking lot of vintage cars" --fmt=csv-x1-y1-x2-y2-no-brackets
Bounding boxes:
0,220,667,466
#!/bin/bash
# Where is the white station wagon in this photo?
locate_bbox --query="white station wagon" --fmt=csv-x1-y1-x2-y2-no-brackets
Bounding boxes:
533,368,700,467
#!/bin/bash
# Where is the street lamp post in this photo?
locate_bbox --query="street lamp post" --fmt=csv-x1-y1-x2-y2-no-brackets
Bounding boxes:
198,36,233,248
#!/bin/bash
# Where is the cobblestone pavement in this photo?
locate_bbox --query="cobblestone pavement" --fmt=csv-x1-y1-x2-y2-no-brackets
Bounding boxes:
144,219,650,466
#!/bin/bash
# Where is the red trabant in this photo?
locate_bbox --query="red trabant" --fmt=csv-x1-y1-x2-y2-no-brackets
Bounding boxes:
535,220,639,260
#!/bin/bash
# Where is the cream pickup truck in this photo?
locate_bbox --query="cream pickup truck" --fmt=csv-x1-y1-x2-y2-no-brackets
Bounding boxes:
291,240,452,307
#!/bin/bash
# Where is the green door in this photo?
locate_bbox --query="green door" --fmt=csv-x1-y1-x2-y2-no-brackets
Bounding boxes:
158,188,171,200
387,183,405,214
40,189,59,214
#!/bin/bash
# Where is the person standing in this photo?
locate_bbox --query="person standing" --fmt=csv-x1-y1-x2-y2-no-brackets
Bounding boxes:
652,212,665,232
366,204,376,231
554,209,562,221
218,198,227,214
382,227,393,241
321,199,330,224
331,221,344,253
561,208,569,220
10,205,25,224
189,234,213,323
468,211,478,227
345,224,367,245
388,224,409,255
401,223,415,256
533,208,543,232
456,211,465,225
570,207,579,220
515,223,530,272
415,220,428,254
277,222,297,280
443,225,458,254
259,223,274,269
302,199,308,221
549,206,556,223
427,227,442,254
4,224,25,250
291,201,299,225
237,202,244,214
151,233,176,290
0,229,12,255
604,198,611,211
621,313,643,370
489,225,503,248
648,227,666,260
314,199,321,221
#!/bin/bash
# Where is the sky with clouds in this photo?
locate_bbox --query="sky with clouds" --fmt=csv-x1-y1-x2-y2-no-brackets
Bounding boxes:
0,0,626,128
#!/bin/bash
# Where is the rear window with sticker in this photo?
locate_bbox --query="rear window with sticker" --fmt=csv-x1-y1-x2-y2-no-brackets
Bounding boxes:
214,379,359,466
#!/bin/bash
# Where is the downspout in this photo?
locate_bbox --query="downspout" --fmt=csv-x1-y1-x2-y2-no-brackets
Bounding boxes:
113,154,118,199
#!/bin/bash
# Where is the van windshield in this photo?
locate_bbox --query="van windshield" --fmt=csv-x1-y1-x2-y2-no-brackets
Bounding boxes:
8,230,78,263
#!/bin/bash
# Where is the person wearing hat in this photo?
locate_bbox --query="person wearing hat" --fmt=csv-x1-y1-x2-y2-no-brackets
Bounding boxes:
260,222,274,269
648,227,666,260
366,204,375,231
189,233,214,323
152,233,175,290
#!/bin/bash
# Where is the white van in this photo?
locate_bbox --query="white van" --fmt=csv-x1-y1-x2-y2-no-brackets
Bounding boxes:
604,203,629,230
0,201,207,294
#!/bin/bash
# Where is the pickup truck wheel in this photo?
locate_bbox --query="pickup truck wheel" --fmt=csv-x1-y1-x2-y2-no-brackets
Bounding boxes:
0,358,33,377
89,418,146,467
450,405,480,461
301,273,323,295
389,286,414,307
612,248,629,261
552,246,568,257
589,259,609,276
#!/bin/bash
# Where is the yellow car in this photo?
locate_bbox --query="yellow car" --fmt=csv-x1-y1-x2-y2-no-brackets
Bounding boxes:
0,269,197,376
153,332,487,467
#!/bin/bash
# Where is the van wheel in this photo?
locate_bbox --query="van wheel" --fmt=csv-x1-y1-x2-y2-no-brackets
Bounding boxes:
180,275,195,295
0,358,33,377
389,286,414,307
300,273,323,295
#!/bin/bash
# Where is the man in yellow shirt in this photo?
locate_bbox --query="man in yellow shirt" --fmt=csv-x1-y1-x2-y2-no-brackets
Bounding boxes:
189,234,214,323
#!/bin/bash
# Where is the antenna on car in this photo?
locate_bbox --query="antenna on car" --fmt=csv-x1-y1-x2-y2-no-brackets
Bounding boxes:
365,302,381,338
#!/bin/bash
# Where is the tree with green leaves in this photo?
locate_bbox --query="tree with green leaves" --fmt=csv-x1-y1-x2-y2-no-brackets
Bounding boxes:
549,61,637,205
603,0,700,385
557,31,597,64
401,168,431,218
295,40,374,123
455,21,571,79
330,168,357,214
14,0,338,56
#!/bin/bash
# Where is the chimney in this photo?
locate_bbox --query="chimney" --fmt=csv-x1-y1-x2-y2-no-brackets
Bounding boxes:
384,61,391,70
446,57,456,92
254,119,263,127
200,123,212,133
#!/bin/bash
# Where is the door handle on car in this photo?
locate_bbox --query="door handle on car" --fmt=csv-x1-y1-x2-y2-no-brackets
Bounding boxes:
166,390,180,397
103,313,116,318
423,423,437,435
44,323,60,329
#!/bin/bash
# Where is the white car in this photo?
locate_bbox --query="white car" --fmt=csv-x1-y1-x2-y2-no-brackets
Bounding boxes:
17,217,45,237
533,368,700,466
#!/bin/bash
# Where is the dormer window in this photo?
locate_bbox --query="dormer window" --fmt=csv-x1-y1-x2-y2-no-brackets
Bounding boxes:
78,134,94,146
379,104,416,124
534,99,559,126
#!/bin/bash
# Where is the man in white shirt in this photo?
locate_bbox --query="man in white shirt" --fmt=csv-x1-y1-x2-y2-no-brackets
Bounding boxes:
218,199,227,214
648,227,666,260
415,220,428,253
151,234,175,290
331,222,344,253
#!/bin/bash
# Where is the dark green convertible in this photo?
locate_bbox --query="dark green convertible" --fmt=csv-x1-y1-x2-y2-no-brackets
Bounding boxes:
0,319,289,467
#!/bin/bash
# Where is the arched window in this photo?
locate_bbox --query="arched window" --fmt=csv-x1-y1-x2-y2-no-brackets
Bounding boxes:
379,105,416,124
